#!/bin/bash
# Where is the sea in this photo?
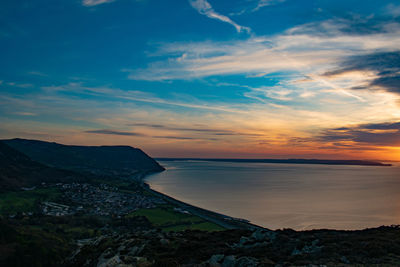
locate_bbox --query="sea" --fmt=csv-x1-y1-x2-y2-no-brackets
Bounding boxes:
145,160,400,230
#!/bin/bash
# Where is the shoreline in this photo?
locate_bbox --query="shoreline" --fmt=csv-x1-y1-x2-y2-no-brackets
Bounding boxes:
141,180,400,232
140,179,267,231
140,167,400,232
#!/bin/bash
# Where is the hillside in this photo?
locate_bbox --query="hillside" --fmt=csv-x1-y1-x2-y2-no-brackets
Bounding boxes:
0,142,82,192
3,138,164,177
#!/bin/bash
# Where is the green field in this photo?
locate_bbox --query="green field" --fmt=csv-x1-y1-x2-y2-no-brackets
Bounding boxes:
128,207,224,232
0,187,62,215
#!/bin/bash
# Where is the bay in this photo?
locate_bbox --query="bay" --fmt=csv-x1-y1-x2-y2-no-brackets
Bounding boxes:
146,160,400,230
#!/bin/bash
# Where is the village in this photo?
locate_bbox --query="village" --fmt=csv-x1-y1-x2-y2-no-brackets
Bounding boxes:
41,182,166,217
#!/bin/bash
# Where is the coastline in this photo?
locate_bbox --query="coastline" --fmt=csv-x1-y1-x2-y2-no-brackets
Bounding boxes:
141,181,266,231
140,161,400,231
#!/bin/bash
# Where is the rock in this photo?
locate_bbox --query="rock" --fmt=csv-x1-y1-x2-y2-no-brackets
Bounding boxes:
341,256,350,264
135,257,152,267
259,258,275,265
128,245,144,256
291,248,302,256
121,255,137,264
209,254,224,267
239,236,250,245
312,239,319,246
236,256,258,267
160,238,170,246
266,231,277,240
251,229,270,241
302,240,322,254
97,255,121,267
291,239,323,256
222,255,236,267
143,229,157,238
243,241,269,249
102,248,115,259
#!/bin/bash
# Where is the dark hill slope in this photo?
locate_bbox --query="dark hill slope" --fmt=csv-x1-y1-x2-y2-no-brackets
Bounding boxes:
3,138,164,177
0,142,82,192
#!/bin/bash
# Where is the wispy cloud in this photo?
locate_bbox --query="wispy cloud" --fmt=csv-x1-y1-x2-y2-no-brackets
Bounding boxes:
129,122,235,133
188,0,251,33
82,0,115,7
323,51,400,95
42,82,246,114
12,112,37,116
7,82,33,88
385,3,400,18
152,135,197,140
84,129,145,136
128,122,263,136
230,0,286,16
28,71,48,77
252,0,286,12
84,129,220,141
127,18,400,100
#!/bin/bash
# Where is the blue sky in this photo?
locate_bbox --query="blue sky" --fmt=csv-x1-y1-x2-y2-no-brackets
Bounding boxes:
1,0,400,159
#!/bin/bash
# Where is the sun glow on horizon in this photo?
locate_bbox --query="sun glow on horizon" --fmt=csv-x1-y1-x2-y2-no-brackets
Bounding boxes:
1,0,400,160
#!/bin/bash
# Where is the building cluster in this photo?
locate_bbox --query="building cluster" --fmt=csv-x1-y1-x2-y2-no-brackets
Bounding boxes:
42,183,165,217
42,201,72,216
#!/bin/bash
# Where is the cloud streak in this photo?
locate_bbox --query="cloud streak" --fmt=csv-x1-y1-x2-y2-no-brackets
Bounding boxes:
318,121,400,147
82,0,115,6
84,129,220,141
128,122,264,136
324,51,400,95
42,82,246,114
252,0,286,12
84,129,146,136
188,0,251,33
127,18,400,101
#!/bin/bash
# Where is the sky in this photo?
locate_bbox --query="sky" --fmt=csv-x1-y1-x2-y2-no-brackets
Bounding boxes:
1,0,400,160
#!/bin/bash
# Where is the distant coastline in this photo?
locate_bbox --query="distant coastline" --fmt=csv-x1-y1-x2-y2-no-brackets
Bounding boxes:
156,158,392,167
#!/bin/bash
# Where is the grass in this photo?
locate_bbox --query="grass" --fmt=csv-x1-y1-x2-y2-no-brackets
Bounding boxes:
127,207,224,232
163,222,225,232
0,187,62,215
128,207,203,225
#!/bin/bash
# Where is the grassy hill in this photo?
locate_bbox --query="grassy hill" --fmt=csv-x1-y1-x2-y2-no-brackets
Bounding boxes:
0,142,84,192
3,138,164,177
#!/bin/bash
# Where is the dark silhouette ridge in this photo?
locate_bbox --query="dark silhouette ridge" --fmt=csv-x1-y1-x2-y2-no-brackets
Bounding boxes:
3,138,165,177
0,142,83,192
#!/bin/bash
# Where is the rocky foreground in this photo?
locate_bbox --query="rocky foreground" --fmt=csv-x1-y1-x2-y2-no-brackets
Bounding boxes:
68,225,400,267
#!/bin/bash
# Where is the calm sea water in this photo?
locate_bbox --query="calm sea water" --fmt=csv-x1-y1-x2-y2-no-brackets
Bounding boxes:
146,160,400,230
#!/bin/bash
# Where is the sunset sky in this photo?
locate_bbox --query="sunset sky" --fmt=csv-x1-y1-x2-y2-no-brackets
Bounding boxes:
1,0,400,160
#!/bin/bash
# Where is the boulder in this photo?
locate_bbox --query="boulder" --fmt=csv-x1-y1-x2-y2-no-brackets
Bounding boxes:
251,229,276,241
222,255,236,267
236,256,258,267
160,238,170,246
128,244,145,256
98,255,121,267
209,254,224,267
239,236,250,246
